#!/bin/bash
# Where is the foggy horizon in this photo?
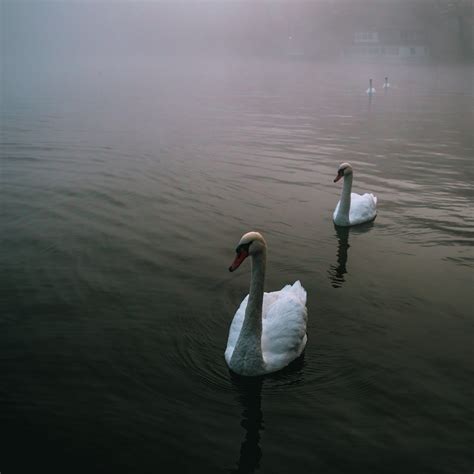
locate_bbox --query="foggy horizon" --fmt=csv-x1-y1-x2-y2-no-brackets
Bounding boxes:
2,0,473,62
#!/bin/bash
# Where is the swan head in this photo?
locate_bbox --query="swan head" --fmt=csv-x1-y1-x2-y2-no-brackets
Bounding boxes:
334,162,353,183
229,231,266,272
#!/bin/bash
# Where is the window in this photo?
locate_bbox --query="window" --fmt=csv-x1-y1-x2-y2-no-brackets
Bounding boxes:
355,32,379,43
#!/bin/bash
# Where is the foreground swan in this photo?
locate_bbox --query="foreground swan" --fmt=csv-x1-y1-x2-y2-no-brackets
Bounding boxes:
333,163,377,226
226,232,308,376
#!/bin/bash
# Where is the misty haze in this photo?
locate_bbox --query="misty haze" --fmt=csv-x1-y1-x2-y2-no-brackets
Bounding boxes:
1,1,473,473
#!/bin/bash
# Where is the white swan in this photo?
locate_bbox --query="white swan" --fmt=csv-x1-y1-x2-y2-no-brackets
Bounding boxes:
366,78,376,94
333,163,377,226
226,232,308,376
383,77,390,89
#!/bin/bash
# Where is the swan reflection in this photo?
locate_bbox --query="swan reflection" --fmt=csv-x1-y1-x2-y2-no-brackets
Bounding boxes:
329,223,374,288
229,357,306,473
328,225,350,288
230,374,263,474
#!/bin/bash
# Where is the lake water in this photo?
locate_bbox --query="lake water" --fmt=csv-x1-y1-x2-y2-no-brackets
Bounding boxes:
1,57,473,473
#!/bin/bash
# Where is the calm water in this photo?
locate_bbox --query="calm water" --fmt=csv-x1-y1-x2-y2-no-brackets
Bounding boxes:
1,58,473,474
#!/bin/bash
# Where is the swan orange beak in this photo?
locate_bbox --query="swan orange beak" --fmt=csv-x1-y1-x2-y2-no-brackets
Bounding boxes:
334,174,343,183
229,250,249,272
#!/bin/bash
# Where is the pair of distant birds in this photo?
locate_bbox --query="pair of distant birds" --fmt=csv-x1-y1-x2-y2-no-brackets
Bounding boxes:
367,77,390,94
225,163,377,376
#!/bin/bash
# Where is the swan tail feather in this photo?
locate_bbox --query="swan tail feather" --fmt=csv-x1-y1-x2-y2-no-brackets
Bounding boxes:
291,280,307,306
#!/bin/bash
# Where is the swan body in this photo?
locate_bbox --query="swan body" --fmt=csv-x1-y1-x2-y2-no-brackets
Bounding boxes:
366,78,376,94
333,163,377,226
226,232,308,376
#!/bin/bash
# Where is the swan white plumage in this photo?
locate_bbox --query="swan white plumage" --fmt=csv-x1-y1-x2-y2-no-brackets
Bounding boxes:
366,78,376,94
383,77,390,89
225,232,308,376
333,163,377,226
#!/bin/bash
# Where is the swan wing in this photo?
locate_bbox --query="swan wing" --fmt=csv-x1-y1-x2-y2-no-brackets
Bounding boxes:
261,281,308,373
333,200,341,222
225,283,301,358
225,281,308,372
348,192,377,225
225,294,248,365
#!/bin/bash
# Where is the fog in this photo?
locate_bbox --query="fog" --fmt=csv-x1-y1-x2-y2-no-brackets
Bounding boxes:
2,0,473,64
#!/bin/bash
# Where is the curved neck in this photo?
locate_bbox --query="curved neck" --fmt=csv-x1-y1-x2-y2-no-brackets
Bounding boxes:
230,250,266,374
337,173,353,223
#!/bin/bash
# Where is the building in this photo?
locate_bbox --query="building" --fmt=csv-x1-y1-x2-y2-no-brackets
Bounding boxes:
346,27,429,60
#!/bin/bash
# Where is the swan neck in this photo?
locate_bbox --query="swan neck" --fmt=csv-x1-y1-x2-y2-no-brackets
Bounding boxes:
230,249,266,374
246,251,266,329
339,173,353,219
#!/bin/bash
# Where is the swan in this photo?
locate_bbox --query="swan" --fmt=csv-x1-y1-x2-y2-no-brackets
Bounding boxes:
366,78,376,94
333,163,377,226
226,231,308,376
383,77,390,89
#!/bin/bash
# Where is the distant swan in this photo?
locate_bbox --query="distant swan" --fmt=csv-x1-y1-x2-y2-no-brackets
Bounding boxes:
383,77,390,89
333,163,377,226
226,232,308,376
366,78,376,94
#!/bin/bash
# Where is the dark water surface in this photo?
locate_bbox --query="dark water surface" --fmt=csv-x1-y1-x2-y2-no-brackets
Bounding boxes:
1,58,473,473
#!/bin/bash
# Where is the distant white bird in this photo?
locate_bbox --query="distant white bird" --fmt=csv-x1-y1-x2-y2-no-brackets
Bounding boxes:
366,78,376,94
383,76,390,89
333,163,377,226
226,232,308,376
